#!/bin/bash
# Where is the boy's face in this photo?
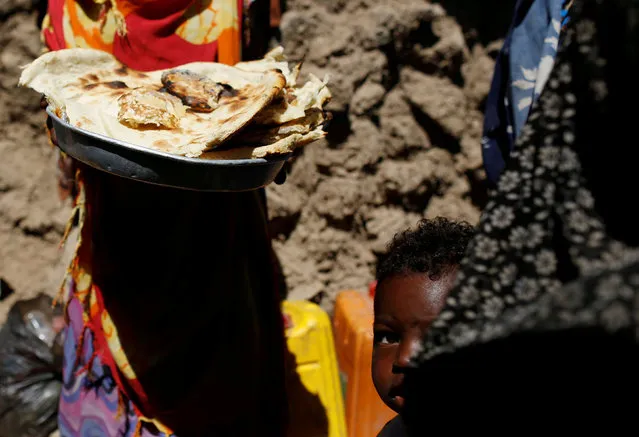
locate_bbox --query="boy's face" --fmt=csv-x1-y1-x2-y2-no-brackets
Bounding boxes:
372,271,456,413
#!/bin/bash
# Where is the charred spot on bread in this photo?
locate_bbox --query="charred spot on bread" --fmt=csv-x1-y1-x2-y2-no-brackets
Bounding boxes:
160,69,226,113
104,80,128,89
219,83,238,98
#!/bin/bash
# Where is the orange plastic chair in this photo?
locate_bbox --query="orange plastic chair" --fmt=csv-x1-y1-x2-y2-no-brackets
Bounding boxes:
333,290,396,437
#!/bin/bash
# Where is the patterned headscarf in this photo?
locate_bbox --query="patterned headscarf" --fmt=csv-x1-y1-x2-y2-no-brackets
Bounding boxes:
41,0,249,69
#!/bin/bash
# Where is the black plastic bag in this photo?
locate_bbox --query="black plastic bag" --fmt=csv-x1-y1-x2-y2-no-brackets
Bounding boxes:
0,294,64,437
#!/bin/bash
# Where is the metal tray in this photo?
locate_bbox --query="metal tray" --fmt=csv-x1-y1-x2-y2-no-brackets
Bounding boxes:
46,107,289,192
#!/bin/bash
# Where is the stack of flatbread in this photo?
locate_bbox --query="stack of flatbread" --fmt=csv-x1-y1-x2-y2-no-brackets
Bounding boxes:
19,47,331,159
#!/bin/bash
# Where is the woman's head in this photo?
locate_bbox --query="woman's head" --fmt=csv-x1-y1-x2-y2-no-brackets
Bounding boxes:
372,217,475,413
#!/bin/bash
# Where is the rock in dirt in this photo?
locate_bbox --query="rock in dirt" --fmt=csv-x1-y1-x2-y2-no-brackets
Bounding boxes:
351,80,386,116
363,206,422,254
462,44,497,105
408,16,469,78
400,67,469,139
425,194,480,224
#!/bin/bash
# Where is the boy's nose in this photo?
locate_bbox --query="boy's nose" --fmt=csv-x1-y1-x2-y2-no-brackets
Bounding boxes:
393,339,420,370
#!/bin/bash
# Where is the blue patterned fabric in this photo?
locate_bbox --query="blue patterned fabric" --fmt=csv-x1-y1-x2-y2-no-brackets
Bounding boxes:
481,0,569,185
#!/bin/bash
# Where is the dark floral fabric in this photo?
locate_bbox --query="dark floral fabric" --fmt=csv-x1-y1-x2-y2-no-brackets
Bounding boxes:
420,0,639,362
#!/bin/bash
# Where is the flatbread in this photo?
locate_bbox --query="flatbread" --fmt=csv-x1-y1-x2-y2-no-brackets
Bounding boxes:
201,126,326,160
20,49,286,157
234,46,301,86
20,47,332,160
254,73,331,125
18,49,120,110
233,109,327,145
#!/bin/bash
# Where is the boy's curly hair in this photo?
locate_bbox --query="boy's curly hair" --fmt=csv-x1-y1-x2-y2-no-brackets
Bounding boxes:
376,217,475,282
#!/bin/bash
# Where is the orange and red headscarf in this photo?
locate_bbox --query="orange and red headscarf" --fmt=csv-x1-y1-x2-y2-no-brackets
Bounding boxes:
41,0,244,70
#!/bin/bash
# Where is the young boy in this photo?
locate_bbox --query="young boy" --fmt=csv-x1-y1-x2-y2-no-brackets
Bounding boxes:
372,217,475,436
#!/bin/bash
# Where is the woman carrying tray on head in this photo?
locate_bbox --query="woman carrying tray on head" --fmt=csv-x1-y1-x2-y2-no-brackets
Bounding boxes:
38,1,293,436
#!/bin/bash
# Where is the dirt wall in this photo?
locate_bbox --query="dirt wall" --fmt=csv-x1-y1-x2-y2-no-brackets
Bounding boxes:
0,3,70,322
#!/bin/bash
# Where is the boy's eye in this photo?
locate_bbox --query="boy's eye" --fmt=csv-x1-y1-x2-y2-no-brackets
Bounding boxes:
374,331,400,345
